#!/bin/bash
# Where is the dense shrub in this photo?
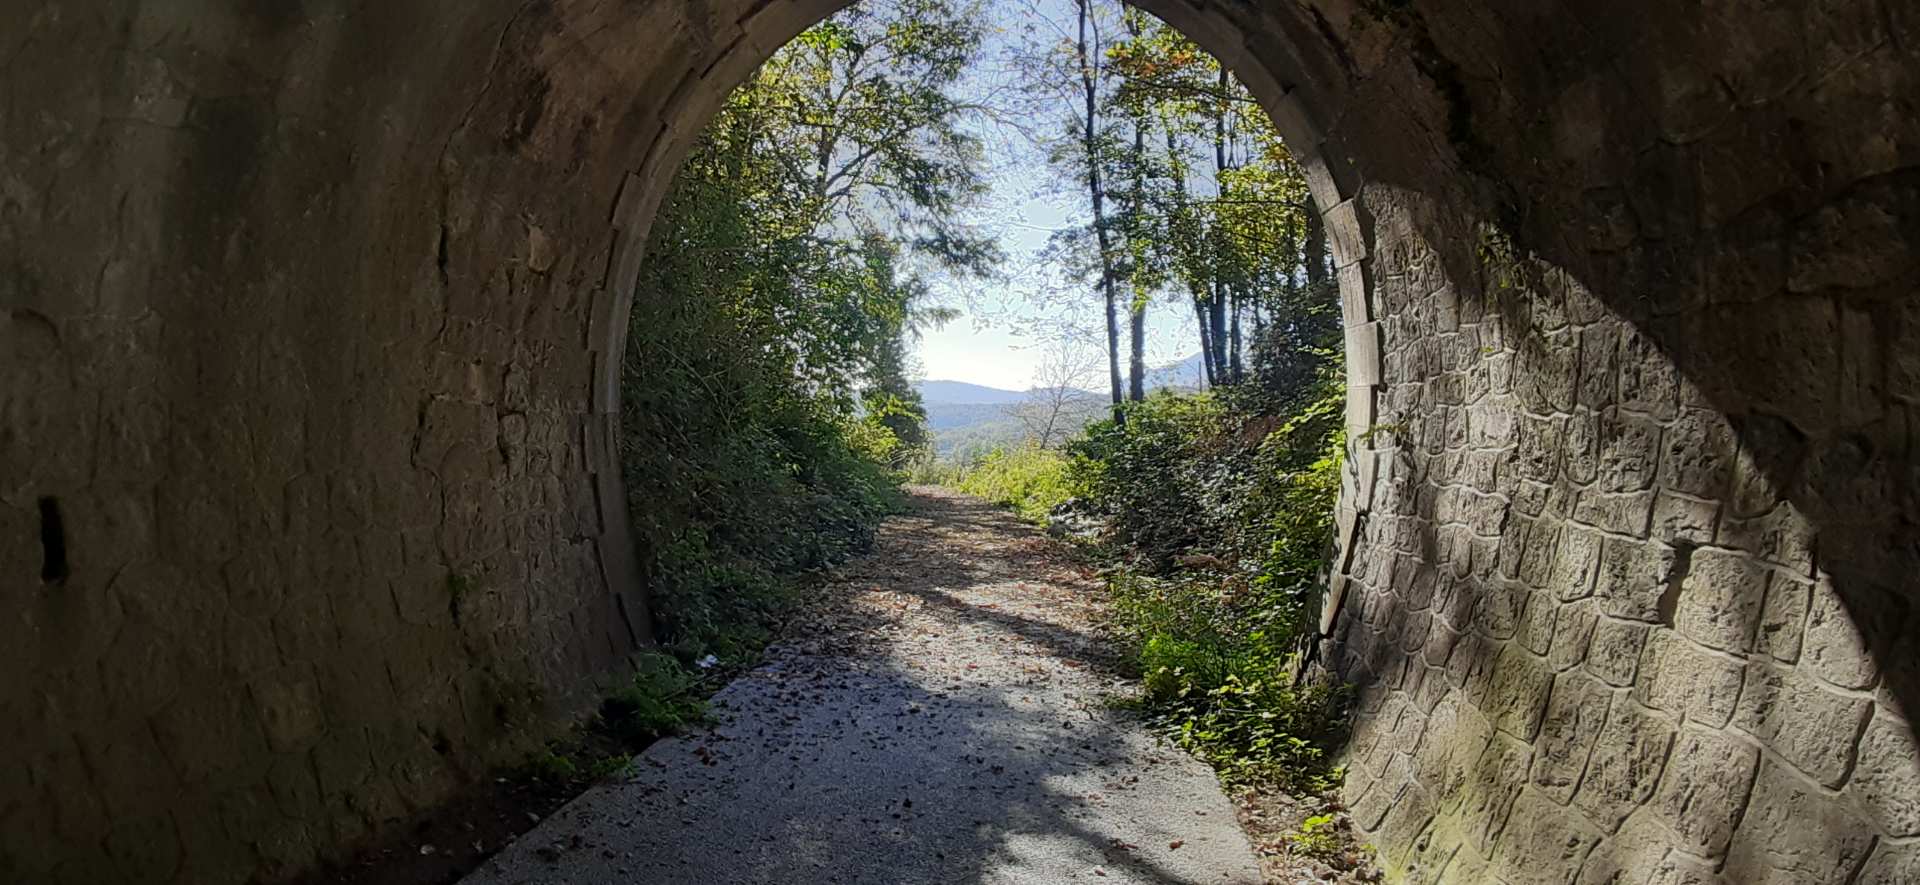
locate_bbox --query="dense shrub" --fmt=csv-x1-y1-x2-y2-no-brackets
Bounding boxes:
1069,361,1348,790
954,445,1079,522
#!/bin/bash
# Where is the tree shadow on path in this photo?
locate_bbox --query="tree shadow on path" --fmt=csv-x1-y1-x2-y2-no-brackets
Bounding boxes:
460,489,1260,885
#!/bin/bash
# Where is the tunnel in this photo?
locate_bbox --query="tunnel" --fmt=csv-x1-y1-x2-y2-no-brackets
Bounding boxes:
2,1,1917,882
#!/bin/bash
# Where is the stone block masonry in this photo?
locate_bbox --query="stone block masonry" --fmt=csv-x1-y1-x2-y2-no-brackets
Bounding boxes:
1326,181,1919,882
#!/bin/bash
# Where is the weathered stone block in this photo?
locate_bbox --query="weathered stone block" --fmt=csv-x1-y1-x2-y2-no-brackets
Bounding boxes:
1733,662,1873,787
1486,643,1555,740
1414,695,1487,800
1649,727,1759,857
1548,600,1596,671
1659,408,1737,498
1753,574,1809,663
1352,753,1412,830
1891,295,1920,402
1377,783,1438,871
1516,519,1562,588
1850,710,1920,836
104,811,183,883
1635,630,1743,727
1461,735,1532,856
1415,661,1453,712
1617,330,1680,421
1575,809,1721,885
1573,490,1654,537
84,719,187,822
1717,504,1815,576
1472,580,1529,640
1532,672,1611,803
98,628,181,718
1548,526,1602,602
1802,575,1879,689
151,690,271,789
1513,413,1564,483
1576,324,1619,409
1789,198,1912,291
1424,620,1463,667
1400,815,1463,885
1838,305,1886,425
1673,548,1767,653
1595,411,1661,493
1506,587,1550,656
1490,790,1602,885
1857,840,1920,885
1437,841,1493,885
1649,491,1717,545
1572,700,1674,832
1593,538,1677,623
1585,617,1647,687
1723,761,1876,883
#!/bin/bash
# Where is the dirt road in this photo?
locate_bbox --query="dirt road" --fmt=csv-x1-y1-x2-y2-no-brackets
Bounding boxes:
462,488,1260,884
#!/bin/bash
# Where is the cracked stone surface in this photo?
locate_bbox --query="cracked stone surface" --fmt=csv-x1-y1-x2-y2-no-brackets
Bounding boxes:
461,489,1259,885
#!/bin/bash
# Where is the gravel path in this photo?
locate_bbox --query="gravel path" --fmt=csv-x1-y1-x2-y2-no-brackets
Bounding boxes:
462,487,1261,885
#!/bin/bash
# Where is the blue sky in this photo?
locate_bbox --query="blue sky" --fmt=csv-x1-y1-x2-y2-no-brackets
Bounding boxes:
906,0,1202,391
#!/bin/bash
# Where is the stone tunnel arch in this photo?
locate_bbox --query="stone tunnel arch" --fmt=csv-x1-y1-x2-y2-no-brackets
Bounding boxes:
2,1,1916,883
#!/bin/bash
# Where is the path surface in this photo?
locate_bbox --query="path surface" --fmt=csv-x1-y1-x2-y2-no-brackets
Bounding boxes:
463,488,1261,885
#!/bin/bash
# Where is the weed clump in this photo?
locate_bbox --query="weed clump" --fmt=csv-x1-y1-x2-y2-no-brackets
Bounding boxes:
600,653,708,743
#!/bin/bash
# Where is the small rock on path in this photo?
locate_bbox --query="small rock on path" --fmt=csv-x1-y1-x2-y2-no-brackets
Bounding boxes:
462,487,1262,884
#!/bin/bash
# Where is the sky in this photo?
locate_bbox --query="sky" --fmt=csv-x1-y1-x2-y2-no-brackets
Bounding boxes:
904,0,1203,392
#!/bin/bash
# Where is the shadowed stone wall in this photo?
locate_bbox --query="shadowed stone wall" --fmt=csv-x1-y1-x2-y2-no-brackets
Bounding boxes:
1309,3,1920,882
1,1,1914,883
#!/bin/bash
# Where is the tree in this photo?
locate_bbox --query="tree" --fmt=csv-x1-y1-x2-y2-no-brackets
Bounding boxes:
620,0,1001,648
1010,339,1103,449
1066,0,1128,420
1105,16,1332,398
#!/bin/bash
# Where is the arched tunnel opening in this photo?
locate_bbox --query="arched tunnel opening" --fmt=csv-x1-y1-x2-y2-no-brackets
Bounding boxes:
1,1,1916,883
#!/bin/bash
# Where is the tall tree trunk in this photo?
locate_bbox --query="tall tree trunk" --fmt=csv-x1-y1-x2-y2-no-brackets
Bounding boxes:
1208,278,1229,382
1124,12,1148,402
1229,283,1244,382
1191,289,1216,388
1164,127,1214,390
1129,292,1146,399
1305,207,1329,289
1208,68,1232,385
1126,132,1146,402
1076,0,1125,421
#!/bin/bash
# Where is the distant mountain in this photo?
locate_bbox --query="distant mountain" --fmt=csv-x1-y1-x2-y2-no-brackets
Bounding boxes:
914,361,1203,460
1142,352,1209,391
923,401,1013,432
916,379,1106,458
917,379,1028,405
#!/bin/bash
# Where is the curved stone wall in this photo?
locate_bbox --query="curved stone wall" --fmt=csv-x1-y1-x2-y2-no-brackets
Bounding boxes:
1,1,1914,883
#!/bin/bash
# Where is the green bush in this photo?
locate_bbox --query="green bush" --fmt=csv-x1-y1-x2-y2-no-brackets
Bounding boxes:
954,445,1078,522
1077,371,1349,791
601,652,708,742
1069,393,1232,565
